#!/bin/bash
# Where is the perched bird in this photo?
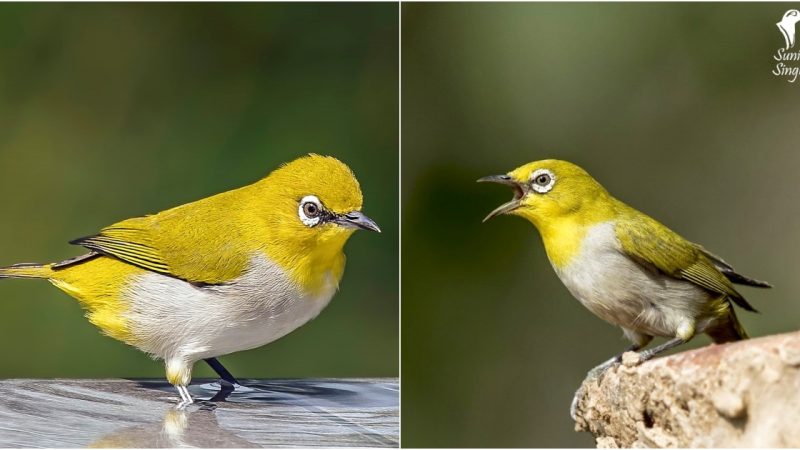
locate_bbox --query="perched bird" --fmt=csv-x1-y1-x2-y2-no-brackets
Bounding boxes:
0,154,380,407
479,160,769,415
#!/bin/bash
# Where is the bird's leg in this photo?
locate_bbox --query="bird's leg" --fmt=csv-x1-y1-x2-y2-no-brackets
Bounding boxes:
570,343,643,420
635,337,687,363
571,325,693,420
167,357,196,408
208,380,236,403
176,385,194,410
203,357,239,403
631,321,694,364
585,343,643,380
203,357,240,386
202,358,238,403
571,333,653,421
585,329,653,381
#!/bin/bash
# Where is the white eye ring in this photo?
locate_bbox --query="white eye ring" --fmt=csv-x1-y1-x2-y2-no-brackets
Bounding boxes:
298,195,322,227
530,169,556,193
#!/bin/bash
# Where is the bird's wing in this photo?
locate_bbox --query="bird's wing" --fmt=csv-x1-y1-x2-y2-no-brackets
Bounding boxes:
70,197,252,285
613,213,757,312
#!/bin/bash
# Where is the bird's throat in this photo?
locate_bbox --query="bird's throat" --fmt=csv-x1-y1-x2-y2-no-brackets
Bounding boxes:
537,218,591,269
269,233,350,297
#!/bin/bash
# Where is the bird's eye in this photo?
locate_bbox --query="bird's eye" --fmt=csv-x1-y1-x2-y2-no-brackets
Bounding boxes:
303,202,319,218
535,174,550,186
530,169,556,193
298,195,323,227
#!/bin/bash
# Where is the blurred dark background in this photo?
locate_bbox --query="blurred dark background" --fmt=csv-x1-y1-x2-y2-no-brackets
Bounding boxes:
402,3,800,447
0,3,398,379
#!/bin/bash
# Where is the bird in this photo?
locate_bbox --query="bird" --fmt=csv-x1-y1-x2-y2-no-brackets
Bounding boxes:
0,154,380,407
479,160,770,416
778,9,800,49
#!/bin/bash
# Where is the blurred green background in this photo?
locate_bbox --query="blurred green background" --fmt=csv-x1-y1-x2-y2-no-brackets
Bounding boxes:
402,3,800,447
0,3,398,380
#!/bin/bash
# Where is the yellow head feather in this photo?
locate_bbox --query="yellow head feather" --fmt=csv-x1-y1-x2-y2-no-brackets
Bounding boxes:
483,159,617,267
507,159,614,229
250,154,369,293
264,153,364,214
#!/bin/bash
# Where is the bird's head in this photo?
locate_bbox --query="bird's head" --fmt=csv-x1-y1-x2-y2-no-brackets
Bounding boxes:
251,154,379,285
479,159,612,231
260,154,380,244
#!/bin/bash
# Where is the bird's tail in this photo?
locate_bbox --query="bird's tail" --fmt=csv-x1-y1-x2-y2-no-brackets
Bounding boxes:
0,262,53,280
707,305,749,344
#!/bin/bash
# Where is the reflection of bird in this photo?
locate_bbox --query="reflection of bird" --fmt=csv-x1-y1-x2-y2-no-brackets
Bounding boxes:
778,9,800,49
480,160,770,417
89,407,259,448
0,154,380,407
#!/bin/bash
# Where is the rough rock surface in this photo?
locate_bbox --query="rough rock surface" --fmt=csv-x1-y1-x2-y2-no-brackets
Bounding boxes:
572,331,800,448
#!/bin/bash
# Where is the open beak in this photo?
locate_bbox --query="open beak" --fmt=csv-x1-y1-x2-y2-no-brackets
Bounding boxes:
336,211,381,233
477,174,526,222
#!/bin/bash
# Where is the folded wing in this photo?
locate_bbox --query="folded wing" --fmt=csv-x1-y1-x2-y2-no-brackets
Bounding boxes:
70,195,252,285
614,213,761,312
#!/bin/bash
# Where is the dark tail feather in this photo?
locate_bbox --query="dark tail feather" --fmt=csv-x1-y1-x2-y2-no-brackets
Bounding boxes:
707,306,749,344
723,270,772,288
698,247,772,288
728,292,758,313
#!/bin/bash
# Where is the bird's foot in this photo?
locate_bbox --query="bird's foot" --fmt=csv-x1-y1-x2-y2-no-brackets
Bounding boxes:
218,378,239,390
208,379,237,403
177,400,217,412
175,399,193,411
569,350,653,420
570,357,623,421
175,385,194,410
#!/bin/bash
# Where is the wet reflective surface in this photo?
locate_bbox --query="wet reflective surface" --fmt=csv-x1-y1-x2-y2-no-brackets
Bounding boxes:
0,378,398,448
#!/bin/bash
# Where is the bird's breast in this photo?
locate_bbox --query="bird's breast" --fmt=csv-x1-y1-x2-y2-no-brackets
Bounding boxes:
122,253,337,361
551,221,708,337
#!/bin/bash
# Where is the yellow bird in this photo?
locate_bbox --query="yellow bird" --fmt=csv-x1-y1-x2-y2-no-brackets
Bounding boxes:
0,154,380,406
480,160,770,416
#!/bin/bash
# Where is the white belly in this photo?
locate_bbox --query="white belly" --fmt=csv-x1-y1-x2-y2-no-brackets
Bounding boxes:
121,253,337,362
552,221,710,338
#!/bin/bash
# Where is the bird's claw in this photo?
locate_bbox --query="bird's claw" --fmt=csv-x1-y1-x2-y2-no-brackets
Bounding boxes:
570,359,622,421
175,399,193,411
174,400,217,412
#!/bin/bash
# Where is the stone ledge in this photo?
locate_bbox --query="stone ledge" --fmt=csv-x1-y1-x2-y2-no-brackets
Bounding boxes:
572,331,800,447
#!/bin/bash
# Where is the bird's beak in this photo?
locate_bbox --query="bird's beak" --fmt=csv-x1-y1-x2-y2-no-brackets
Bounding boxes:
477,174,526,222
336,211,382,233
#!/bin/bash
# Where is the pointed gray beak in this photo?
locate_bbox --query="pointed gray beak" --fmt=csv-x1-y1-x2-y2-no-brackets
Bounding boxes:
336,211,381,233
478,174,525,222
